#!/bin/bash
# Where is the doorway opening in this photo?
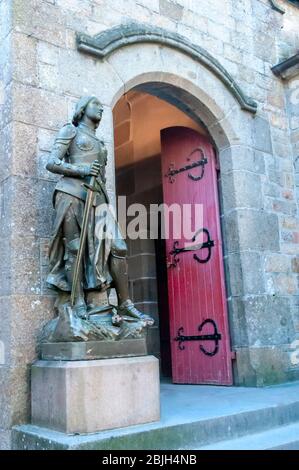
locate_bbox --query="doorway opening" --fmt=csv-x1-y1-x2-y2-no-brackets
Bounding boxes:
113,89,232,385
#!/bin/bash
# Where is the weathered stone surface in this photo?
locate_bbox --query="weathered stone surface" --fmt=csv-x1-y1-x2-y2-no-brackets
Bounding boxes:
12,83,68,129
219,146,266,176
9,295,54,367
272,199,297,216
10,236,40,295
159,0,183,21
0,123,12,183
0,297,11,368
220,171,263,211
248,346,291,387
233,348,258,386
0,82,13,130
269,273,298,295
264,182,280,198
244,295,294,347
226,297,249,349
9,176,55,238
11,122,38,178
252,116,273,153
0,177,13,240
0,430,11,451
12,32,38,86
57,50,124,107
224,209,280,253
0,365,31,428
282,216,299,231
292,256,299,273
0,44,12,92
226,252,265,296
209,105,253,148
0,0,12,41
265,254,292,273
0,239,11,296
31,357,160,433
235,344,298,387
12,0,69,48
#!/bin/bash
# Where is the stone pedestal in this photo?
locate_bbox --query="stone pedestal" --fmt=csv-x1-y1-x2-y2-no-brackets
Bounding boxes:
31,356,160,434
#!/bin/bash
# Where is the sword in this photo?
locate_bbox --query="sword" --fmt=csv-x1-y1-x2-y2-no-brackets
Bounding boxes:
70,175,97,307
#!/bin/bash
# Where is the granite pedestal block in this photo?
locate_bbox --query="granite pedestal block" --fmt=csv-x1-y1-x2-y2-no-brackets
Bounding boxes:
31,356,160,434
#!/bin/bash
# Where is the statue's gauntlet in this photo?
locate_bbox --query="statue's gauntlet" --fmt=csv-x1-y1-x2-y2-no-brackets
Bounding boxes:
46,143,90,178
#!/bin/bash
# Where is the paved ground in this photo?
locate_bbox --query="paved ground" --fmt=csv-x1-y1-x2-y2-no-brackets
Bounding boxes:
159,379,299,425
13,380,299,449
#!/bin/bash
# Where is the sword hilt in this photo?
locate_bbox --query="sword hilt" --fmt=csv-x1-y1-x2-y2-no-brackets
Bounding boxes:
82,175,97,192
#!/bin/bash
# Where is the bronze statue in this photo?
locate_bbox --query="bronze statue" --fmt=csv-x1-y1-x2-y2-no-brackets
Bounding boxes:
44,96,154,342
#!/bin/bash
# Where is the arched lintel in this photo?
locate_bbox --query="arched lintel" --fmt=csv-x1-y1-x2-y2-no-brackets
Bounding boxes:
76,21,257,114
268,0,285,13
111,72,245,154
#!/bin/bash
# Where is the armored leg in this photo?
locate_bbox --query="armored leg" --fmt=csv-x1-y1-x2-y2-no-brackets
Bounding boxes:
109,238,129,305
109,239,154,326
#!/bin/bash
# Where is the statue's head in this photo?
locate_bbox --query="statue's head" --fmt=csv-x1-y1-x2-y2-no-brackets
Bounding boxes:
72,96,103,127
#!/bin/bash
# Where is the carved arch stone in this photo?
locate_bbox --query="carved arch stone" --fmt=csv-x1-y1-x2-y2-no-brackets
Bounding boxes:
76,22,257,114
268,0,286,13
269,0,299,13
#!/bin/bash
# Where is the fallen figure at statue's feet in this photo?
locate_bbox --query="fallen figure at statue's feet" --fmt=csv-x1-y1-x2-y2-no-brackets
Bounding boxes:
39,301,153,343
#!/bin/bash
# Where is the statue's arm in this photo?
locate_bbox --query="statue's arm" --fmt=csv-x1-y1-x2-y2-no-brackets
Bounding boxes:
46,124,90,178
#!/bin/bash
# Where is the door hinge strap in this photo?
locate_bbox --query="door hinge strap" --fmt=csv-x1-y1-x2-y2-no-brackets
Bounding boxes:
174,319,221,357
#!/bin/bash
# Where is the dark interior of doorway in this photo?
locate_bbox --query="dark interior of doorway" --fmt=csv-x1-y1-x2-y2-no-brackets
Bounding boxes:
113,90,208,379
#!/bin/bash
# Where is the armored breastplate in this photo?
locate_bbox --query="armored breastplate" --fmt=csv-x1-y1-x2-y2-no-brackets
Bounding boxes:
67,125,106,167
55,124,108,205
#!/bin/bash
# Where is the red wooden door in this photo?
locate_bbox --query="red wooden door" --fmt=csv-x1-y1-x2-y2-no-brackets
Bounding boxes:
160,127,233,385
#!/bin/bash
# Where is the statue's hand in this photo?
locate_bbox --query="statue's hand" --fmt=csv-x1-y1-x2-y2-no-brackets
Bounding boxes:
88,160,101,177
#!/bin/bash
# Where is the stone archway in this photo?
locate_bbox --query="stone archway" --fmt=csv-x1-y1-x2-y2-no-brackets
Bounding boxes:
75,23,288,386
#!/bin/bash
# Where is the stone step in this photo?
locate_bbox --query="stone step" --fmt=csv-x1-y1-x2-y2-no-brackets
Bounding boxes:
196,422,299,450
13,381,299,449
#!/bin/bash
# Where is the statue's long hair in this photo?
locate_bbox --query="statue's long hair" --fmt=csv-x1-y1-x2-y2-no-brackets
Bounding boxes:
72,96,103,127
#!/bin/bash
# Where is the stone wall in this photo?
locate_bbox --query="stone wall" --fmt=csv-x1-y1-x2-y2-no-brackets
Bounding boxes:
285,71,299,345
0,0,299,449
0,0,12,450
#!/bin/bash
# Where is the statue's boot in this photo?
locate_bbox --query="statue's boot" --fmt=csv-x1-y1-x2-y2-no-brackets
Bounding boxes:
110,251,155,326
117,299,155,326
64,237,88,319
73,297,88,319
